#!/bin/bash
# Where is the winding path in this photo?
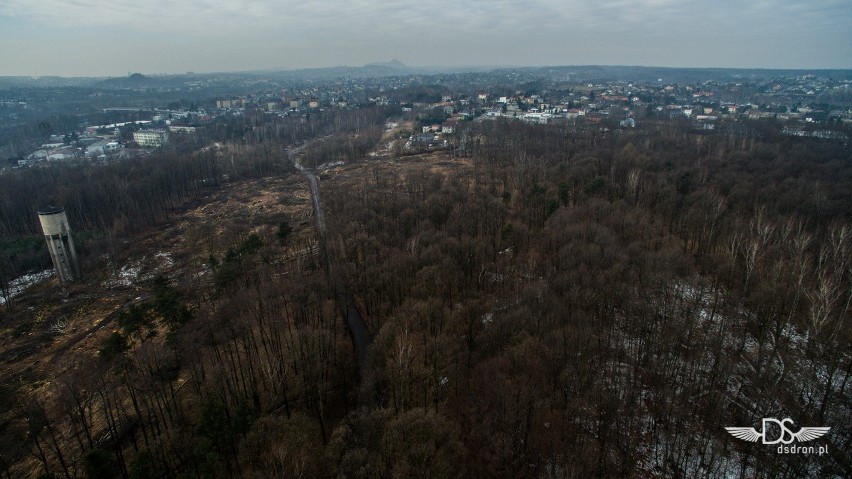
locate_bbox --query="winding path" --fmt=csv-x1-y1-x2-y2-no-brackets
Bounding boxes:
293,154,373,392
301,169,326,236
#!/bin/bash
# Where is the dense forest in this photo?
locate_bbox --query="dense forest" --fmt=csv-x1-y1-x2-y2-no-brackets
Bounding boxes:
0,109,850,478
321,119,851,477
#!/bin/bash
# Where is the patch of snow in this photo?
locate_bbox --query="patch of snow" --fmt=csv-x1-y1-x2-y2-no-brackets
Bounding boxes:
103,263,141,288
119,265,141,284
201,142,223,152
0,269,53,304
484,272,504,283
48,317,69,335
154,251,174,268
102,252,174,288
318,160,344,170
783,324,808,348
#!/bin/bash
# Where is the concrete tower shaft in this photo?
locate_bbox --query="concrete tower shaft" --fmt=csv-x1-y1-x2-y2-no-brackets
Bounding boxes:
38,207,80,282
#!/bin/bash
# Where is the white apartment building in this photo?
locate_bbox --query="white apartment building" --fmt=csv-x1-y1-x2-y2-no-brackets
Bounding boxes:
133,130,168,147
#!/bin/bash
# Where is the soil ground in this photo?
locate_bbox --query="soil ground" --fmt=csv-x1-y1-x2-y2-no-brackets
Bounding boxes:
0,173,314,476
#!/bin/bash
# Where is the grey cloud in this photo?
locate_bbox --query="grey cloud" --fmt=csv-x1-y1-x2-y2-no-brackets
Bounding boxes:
0,0,849,75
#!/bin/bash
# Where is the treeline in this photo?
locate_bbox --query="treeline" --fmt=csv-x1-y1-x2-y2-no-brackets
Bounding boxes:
319,119,851,477
300,127,384,169
203,105,395,147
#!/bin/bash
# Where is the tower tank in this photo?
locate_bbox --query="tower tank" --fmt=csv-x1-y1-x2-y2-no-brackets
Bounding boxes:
38,207,80,282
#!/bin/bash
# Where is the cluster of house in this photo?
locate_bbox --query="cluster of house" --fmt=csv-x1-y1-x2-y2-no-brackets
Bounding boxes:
18,113,205,166
20,132,154,166
17,73,850,167
216,96,326,114
22,136,83,164
21,133,130,166
408,122,458,148
397,78,848,154
459,79,852,132
477,90,638,125
408,100,469,148
209,75,852,145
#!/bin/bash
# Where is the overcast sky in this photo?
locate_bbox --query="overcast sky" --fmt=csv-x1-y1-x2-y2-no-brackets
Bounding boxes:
1,0,849,77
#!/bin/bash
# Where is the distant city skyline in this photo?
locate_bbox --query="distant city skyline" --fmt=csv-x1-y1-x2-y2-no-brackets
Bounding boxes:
1,0,850,77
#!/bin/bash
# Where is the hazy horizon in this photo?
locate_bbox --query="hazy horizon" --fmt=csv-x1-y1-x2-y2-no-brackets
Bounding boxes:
4,61,852,80
1,0,850,77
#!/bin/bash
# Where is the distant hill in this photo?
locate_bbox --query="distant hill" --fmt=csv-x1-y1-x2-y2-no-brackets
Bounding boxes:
359,60,419,76
98,73,159,88
364,59,408,70
1,64,850,91
514,65,852,83
0,76,101,88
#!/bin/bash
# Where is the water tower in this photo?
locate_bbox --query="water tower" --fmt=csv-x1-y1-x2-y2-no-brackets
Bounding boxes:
38,207,80,282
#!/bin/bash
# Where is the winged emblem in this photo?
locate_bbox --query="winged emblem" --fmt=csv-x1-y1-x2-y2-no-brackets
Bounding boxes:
793,427,831,442
726,419,831,444
725,427,761,442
